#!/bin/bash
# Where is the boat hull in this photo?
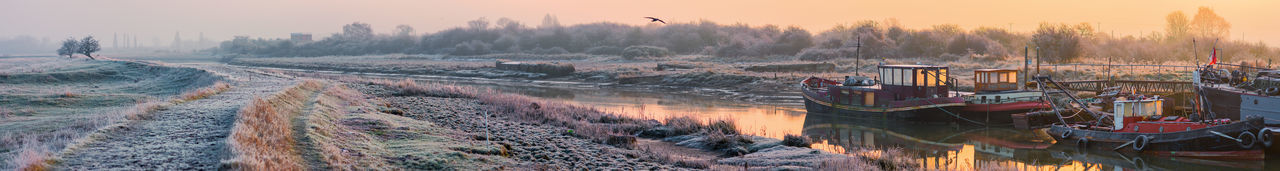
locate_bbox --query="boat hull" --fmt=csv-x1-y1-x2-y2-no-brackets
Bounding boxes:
1201,86,1280,126
803,96,964,122
1045,116,1267,160
959,101,1050,124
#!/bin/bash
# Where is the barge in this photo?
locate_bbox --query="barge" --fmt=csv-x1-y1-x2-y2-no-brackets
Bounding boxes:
801,65,965,122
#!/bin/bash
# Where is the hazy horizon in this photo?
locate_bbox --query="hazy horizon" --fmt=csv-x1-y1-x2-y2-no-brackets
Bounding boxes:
3,0,1278,47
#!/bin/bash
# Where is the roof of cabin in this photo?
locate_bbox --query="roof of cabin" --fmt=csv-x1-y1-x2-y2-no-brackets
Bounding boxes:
879,64,946,68
975,69,1019,72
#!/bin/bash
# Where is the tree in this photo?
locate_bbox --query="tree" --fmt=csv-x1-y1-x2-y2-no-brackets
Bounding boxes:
1165,11,1190,40
78,36,100,60
342,22,373,39
540,14,561,29
393,25,415,37
467,18,490,31
1032,23,1081,62
57,38,78,58
1190,7,1230,39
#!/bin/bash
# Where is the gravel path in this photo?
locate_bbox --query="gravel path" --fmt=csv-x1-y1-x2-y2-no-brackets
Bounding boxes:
56,64,296,170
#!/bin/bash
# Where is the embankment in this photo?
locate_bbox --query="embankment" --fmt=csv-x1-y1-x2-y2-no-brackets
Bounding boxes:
0,57,227,170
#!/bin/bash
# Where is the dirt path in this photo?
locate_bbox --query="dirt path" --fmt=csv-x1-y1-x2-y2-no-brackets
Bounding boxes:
56,64,296,170
292,85,328,170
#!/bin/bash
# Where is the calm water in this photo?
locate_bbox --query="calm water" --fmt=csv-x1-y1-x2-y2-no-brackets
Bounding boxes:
251,66,1275,171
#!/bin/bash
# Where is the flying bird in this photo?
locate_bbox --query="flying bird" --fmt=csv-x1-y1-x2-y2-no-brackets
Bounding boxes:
644,17,666,24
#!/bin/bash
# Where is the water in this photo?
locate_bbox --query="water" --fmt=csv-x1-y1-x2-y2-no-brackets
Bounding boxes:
249,66,1275,170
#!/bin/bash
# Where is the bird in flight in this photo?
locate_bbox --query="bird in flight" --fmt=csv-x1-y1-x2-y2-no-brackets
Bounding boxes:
644,17,666,24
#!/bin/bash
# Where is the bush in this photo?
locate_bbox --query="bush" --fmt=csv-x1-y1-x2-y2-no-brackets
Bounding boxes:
664,116,703,135
707,119,737,135
584,46,624,55
782,134,812,148
621,46,672,59
796,48,856,61
1032,23,1082,62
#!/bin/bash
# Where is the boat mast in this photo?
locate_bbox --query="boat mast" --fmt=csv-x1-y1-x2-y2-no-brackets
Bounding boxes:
854,35,862,77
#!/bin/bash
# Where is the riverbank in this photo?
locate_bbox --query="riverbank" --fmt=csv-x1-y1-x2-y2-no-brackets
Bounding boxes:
338,78,918,170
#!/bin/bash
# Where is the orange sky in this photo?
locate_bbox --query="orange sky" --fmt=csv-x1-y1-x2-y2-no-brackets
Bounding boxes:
3,0,1277,46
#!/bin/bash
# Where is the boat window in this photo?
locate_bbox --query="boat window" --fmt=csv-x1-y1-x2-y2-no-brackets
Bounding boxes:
999,72,1009,83
1003,72,1016,83
916,69,927,87
901,68,914,86
980,96,987,103
864,92,875,106
995,96,1002,102
977,72,986,84
880,68,889,85
939,69,948,86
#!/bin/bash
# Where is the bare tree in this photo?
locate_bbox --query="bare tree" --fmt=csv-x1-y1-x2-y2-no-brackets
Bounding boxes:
540,14,560,29
1165,11,1190,40
393,25,415,37
342,22,373,39
1190,7,1231,39
467,18,489,31
57,37,78,58
78,36,100,60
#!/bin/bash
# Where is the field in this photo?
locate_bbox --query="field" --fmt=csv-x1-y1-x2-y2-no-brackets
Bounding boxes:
0,57,225,169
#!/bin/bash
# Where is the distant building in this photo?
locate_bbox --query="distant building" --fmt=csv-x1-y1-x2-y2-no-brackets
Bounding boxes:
291,33,313,43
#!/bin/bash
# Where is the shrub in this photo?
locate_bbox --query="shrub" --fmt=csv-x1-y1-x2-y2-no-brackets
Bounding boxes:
707,119,738,135
1032,23,1082,62
781,134,812,148
584,46,624,55
621,46,672,59
180,82,231,102
664,116,703,135
796,48,856,61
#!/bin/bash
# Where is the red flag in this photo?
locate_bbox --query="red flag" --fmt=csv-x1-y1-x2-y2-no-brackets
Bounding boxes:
1208,48,1218,65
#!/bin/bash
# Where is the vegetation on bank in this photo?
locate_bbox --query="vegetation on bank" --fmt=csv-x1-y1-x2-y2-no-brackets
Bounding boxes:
367,78,917,170
217,7,1275,64
224,80,323,170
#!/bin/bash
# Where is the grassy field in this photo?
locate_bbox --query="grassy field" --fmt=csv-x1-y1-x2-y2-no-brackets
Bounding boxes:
0,57,226,169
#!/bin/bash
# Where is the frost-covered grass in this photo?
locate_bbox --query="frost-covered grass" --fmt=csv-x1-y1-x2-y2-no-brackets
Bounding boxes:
0,58,227,170
224,80,323,170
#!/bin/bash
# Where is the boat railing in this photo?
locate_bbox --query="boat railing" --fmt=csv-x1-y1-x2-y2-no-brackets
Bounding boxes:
961,95,1043,104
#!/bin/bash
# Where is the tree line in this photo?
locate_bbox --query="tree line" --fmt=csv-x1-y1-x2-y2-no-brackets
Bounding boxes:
56,36,101,60
217,8,1277,63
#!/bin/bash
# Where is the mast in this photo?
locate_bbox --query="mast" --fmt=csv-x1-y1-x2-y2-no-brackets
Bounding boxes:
854,36,862,76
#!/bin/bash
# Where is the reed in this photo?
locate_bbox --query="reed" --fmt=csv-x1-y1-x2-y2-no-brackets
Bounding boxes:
179,82,231,102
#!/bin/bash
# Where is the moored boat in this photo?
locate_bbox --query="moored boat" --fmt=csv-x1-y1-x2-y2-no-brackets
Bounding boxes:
1045,95,1268,160
801,64,966,122
1197,69,1280,126
960,69,1051,124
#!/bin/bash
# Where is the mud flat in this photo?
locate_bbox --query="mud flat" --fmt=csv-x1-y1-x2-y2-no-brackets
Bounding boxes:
0,57,226,169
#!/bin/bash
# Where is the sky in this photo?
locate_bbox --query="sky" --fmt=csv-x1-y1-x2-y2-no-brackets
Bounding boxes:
2,0,1278,47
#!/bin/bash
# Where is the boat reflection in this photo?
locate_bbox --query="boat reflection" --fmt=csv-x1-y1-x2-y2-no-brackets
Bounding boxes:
801,112,1267,170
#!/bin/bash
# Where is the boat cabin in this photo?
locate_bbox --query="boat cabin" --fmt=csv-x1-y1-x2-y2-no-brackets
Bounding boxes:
1110,96,1212,132
877,65,950,100
974,69,1019,92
